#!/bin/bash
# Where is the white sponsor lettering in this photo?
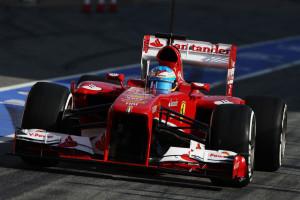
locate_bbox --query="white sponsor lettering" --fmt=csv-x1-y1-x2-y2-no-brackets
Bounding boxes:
16,129,61,144
227,68,235,84
143,35,234,68
126,102,138,106
214,100,233,105
16,129,95,154
160,140,237,164
168,101,178,107
82,84,102,91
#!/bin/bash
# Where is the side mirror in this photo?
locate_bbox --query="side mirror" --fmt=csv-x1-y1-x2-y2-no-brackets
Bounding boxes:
191,82,210,93
106,73,125,88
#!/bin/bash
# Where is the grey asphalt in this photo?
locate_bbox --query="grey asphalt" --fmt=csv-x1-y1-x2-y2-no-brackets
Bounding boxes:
1,0,300,199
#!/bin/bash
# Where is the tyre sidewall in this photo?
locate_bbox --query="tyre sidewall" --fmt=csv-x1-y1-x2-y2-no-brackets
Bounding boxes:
21,82,70,132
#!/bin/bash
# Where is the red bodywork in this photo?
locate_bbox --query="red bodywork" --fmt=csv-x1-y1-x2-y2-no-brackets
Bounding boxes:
15,37,247,180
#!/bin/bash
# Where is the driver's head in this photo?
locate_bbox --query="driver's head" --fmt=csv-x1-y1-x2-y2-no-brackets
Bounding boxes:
149,65,176,94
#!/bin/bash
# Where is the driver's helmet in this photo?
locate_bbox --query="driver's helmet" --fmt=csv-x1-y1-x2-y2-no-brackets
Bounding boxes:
149,66,176,94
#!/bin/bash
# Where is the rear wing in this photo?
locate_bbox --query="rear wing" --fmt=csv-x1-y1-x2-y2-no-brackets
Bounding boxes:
141,34,237,96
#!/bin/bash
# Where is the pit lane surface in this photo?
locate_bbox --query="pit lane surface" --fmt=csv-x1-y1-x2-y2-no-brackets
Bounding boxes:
1,0,300,199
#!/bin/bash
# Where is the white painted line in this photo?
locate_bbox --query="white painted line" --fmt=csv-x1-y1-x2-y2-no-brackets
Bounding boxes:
235,59,300,82
17,91,29,96
0,99,25,106
240,35,300,49
0,134,14,143
0,63,139,92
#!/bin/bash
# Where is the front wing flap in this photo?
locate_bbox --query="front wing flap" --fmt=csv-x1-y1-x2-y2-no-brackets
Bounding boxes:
160,140,237,164
15,128,105,155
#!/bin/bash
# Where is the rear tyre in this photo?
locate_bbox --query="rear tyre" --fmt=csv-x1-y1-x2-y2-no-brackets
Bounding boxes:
21,82,70,166
209,104,256,187
245,96,287,171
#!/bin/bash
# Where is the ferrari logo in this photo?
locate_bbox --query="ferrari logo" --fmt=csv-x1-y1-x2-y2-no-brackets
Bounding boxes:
180,101,186,115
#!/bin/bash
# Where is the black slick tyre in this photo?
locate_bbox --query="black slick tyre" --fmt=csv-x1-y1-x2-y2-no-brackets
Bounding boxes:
209,104,256,187
245,96,287,171
22,82,70,131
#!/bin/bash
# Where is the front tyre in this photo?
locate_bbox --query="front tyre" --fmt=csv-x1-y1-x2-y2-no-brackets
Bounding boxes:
22,82,70,131
20,82,70,166
209,104,256,187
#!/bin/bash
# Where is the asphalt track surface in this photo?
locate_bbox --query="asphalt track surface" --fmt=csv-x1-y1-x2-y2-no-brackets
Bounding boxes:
1,0,300,199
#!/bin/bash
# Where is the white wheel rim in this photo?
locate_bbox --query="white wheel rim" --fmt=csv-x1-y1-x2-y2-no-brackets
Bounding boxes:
279,104,287,166
279,134,282,166
248,111,255,180
64,93,73,110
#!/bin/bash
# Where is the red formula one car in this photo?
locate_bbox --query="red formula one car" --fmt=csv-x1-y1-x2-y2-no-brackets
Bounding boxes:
14,33,287,187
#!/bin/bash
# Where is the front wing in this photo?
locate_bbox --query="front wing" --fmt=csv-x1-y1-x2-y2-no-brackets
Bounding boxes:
14,128,247,180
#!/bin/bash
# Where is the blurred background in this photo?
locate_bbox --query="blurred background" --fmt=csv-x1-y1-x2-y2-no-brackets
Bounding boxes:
0,0,300,86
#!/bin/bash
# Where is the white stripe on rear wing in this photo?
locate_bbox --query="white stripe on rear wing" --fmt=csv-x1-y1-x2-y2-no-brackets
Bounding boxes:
141,35,237,96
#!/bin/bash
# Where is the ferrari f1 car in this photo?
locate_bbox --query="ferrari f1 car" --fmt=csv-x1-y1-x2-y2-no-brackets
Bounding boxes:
14,33,287,187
